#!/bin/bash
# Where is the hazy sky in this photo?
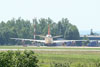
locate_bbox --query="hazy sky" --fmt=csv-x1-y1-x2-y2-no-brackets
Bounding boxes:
0,0,100,34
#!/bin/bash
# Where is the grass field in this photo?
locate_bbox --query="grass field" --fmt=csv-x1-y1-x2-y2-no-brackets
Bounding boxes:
36,51,100,67
0,46,100,67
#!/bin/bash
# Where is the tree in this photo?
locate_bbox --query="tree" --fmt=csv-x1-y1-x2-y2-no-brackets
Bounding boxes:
0,50,38,67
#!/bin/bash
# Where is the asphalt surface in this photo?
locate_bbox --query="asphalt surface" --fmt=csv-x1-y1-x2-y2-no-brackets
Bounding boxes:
1,49,100,51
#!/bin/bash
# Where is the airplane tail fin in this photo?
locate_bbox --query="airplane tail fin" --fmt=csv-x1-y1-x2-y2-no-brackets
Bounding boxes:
48,24,50,35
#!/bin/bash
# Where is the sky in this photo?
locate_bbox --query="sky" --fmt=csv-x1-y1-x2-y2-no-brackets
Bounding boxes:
0,0,100,34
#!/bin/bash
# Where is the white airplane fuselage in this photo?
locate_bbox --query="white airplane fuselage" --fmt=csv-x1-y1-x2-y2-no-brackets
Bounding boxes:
45,35,53,44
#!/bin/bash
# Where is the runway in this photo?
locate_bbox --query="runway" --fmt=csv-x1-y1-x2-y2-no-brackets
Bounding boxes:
1,49,100,51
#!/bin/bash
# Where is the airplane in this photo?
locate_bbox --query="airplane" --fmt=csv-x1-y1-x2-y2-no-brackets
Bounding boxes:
10,25,99,45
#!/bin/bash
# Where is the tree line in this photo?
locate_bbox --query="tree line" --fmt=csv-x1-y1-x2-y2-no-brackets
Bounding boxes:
0,17,80,45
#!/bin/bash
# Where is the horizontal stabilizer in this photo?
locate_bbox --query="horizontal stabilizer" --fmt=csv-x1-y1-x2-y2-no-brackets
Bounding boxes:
53,35,62,38
36,35,45,38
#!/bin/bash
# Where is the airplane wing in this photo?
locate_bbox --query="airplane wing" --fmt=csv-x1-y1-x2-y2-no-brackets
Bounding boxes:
80,35,100,38
53,40,99,43
10,38,45,43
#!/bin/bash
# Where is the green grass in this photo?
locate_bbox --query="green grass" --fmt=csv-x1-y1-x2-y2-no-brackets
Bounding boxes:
35,51,100,67
1,46,100,67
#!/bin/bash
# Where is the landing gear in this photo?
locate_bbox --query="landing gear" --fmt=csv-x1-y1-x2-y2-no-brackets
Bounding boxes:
44,43,57,46
62,42,66,46
71,41,76,46
22,40,27,47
